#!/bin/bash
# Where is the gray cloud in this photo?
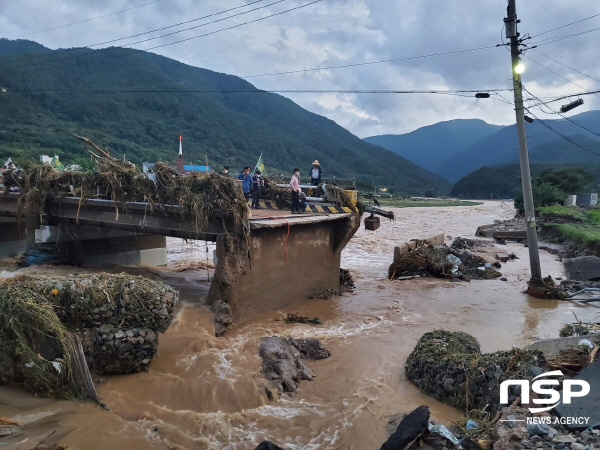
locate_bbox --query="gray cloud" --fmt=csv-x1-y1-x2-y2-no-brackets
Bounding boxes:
1,0,599,136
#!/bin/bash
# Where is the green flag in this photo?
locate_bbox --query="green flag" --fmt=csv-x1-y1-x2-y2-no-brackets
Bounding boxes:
50,155,65,171
254,154,266,175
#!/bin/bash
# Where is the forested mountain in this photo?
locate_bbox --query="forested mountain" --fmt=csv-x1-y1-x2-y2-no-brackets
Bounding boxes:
365,111,600,182
364,119,503,177
0,39,449,194
451,163,600,199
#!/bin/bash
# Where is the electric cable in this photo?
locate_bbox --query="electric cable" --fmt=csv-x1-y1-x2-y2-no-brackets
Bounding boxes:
7,0,270,65
5,0,292,71
530,13,600,39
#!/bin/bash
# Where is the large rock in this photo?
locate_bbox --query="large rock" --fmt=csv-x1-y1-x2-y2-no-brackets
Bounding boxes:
555,361,600,430
211,300,233,337
564,256,600,281
259,336,329,394
379,405,430,450
289,338,331,360
254,441,285,450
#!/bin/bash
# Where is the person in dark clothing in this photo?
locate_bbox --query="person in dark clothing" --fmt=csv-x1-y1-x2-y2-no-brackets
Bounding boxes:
290,168,301,214
309,160,322,186
299,191,307,213
251,170,263,209
236,166,252,201
221,165,230,177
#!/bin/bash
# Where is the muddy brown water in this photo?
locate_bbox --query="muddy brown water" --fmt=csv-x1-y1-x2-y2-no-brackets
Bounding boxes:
1,201,598,450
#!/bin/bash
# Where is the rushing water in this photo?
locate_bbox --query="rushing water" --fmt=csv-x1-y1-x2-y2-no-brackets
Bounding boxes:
1,201,598,450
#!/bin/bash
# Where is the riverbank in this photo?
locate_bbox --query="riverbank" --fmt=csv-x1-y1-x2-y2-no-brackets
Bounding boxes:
1,201,598,449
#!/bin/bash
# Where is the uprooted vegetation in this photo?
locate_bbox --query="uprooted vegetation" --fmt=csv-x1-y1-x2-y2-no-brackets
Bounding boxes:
388,239,502,281
0,273,178,397
4,136,250,238
405,330,545,413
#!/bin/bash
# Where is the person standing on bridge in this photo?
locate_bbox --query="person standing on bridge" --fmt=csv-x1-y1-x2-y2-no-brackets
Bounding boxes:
290,168,301,214
309,160,322,197
237,166,252,201
251,169,263,209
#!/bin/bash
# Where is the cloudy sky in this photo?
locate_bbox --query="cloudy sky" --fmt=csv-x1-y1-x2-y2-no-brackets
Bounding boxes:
2,0,599,137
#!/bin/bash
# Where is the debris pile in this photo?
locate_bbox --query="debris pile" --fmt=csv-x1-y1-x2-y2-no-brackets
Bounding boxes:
389,241,502,281
284,313,322,325
405,330,545,412
339,268,355,290
526,276,569,299
259,336,330,396
262,177,291,209
0,273,179,396
4,137,250,237
450,237,495,250
0,284,75,397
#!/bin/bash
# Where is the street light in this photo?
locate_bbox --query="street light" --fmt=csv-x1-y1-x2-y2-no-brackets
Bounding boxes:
514,62,525,74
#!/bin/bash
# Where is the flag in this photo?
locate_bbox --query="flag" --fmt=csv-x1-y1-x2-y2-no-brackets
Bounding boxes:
254,153,266,175
50,155,65,171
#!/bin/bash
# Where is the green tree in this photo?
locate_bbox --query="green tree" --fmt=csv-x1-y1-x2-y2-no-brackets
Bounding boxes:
514,167,594,211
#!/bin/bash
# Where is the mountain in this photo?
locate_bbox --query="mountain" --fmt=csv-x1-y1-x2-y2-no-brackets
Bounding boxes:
451,163,600,199
0,39,449,195
365,111,600,183
364,119,503,178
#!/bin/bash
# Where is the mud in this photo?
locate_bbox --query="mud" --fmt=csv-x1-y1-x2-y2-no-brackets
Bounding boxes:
1,201,599,450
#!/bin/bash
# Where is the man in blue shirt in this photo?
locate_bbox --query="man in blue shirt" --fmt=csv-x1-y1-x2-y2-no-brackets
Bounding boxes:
237,166,253,201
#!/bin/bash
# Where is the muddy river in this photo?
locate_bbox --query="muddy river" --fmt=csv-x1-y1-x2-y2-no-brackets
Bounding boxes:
1,201,598,450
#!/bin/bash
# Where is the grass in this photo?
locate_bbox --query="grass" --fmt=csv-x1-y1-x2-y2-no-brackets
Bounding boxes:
376,198,483,208
537,205,585,220
540,207,600,253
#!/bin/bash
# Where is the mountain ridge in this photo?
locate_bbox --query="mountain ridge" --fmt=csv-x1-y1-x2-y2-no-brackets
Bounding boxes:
0,39,449,194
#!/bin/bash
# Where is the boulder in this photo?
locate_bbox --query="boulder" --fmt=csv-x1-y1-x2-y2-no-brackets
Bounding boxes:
379,405,430,450
254,441,285,450
289,338,331,360
211,300,233,337
259,336,329,394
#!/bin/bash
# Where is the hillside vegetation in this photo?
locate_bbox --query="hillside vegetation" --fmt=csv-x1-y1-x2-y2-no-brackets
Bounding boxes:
0,39,449,194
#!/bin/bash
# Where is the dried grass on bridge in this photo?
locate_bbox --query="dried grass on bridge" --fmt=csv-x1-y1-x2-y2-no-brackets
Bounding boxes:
4,150,250,237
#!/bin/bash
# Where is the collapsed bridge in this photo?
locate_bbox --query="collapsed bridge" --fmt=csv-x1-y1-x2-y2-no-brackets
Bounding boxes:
0,169,361,319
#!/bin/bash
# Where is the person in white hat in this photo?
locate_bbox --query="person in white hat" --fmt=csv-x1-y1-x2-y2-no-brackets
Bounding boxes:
309,160,322,188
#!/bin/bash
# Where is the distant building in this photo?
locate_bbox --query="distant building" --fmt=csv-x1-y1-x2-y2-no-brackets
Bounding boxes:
175,135,210,174
577,193,598,207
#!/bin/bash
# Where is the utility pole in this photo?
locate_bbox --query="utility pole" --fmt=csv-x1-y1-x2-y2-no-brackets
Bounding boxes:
505,0,542,280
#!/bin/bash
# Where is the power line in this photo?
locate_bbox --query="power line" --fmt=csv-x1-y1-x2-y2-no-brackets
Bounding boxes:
531,49,600,86
531,25,600,47
5,0,290,70
2,88,511,96
12,0,164,38
6,0,270,66
527,112,600,160
241,45,500,78
524,87,600,139
530,13,600,38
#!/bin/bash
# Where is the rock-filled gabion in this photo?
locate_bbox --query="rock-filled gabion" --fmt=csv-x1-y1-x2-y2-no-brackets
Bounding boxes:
6,273,178,332
80,325,158,374
1,273,178,384
405,330,545,412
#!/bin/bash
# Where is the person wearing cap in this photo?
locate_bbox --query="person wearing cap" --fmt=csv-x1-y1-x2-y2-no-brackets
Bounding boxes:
221,165,230,177
309,160,322,187
251,169,264,209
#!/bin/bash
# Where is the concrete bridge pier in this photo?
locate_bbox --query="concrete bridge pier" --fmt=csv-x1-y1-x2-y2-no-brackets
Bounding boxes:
0,217,27,258
208,213,360,319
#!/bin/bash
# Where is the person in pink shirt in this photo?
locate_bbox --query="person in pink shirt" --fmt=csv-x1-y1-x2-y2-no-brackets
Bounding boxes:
290,168,301,214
